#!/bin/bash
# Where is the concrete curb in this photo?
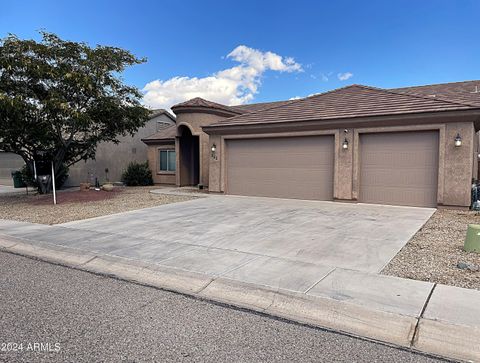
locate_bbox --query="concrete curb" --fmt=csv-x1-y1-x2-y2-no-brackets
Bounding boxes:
198,277,418,347
0,236,477,362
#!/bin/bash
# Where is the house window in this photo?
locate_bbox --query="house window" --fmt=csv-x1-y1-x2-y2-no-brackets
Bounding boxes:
159,150,176,172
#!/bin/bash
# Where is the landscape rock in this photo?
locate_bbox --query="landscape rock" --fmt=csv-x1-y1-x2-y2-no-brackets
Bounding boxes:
383,209,480,290
457,261,479,271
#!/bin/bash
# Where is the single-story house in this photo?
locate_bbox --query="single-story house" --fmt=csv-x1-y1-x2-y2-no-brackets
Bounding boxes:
142,80,480,208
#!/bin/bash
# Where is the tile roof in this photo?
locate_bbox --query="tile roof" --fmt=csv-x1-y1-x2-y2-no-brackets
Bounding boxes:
391,80,480,107
171,97,245,115
141,124,176,142
171,97,294,115
230,100,293,113
204,84,479,128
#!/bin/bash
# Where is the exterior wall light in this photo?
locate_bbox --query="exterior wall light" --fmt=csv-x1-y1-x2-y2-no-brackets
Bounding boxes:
211,143,217,160
454,133,462,147
342,129,349,150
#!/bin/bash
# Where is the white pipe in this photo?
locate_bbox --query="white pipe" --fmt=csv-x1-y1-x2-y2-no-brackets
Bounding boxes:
51,161,57,205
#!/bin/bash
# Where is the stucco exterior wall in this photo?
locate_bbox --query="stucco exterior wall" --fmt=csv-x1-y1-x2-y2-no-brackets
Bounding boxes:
66,113,174,186
147,143,176,184
335,130,354,200
208,121,477,207
207,134,223,192
475,131,480,180
175,112,229,187
443,122,475,206
0,152,24,186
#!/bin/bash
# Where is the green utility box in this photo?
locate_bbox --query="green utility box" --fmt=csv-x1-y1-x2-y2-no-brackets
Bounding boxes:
11,171,26,188
464,224,480,253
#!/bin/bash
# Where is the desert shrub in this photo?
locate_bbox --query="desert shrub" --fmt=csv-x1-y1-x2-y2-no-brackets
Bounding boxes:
121,161,153,186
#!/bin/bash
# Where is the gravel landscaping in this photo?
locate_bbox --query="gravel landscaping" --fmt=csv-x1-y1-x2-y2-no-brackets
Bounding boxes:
0,186,195,225
382,209,480,290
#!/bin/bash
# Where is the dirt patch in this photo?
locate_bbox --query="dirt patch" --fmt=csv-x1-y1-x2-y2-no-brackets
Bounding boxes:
382,209,480,290
0,186,195,225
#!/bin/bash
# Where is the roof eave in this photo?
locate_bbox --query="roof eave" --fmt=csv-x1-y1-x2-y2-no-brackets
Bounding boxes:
171,105,242,118
141,137,175,145
203,108,480,135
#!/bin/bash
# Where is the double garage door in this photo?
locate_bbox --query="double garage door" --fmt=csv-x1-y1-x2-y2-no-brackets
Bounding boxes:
225,131,439,207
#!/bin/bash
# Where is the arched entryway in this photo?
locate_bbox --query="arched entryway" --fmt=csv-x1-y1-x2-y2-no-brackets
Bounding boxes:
178,125,200,186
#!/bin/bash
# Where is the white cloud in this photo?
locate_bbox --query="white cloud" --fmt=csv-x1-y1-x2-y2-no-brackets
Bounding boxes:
337,72,353,81
321,72,332,82
142,45,303,109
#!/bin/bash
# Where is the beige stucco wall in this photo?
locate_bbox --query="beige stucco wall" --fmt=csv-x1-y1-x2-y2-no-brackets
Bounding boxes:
443,122,475,206
207,134,223,192
335,130,353,200
208,121,477,207
175,112,229,187
147,144,176,185
66,113,174,186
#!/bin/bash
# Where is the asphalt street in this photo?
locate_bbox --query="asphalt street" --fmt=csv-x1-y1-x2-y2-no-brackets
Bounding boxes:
0,251,447,362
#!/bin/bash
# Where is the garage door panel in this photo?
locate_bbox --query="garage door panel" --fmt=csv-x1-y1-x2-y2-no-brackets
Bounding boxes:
362,152,437,168
226,136,334,200
361,187,434,207
359,131,439,207
229,153,331,169
361,169,438,187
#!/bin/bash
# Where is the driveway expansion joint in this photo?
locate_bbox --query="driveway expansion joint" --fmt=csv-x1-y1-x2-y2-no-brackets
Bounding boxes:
78,255,98,267
303,267,336,294
216,254,264,278
411,283,437,347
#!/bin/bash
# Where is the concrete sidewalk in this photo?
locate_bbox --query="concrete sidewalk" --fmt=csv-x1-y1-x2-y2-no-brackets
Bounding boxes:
0,221,479,361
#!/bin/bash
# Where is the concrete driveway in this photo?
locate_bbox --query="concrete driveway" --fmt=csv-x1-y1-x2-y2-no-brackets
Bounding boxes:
64,195,432,266
0,196,434,293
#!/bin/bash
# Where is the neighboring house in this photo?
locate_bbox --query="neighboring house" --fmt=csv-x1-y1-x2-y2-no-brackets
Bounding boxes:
0,152,24,186
142,80,480,209
0,109,175,187
65,109,175,186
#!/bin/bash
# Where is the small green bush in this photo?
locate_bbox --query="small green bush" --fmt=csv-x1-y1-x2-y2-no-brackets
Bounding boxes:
20,164,69,189
122,161,153,186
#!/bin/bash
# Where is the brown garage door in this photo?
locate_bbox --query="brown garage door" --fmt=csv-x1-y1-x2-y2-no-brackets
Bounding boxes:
226,136,334,200
359,131,439,207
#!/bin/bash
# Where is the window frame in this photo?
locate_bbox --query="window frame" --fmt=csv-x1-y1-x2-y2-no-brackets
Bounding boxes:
158,149,176,173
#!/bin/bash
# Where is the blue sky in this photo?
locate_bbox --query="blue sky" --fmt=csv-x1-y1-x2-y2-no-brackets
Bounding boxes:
2,0,479,108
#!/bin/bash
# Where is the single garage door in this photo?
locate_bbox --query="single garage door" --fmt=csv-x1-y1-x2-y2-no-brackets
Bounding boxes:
226,136,334,200
359,131,439,207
